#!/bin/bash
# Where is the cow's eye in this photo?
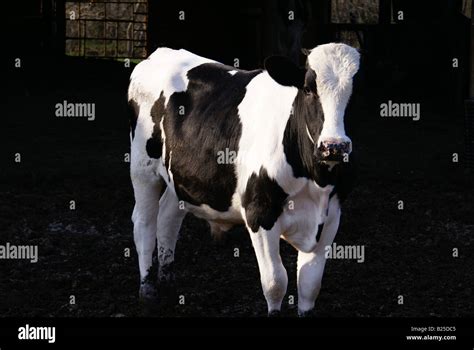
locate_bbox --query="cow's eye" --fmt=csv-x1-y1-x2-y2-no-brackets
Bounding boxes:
303,86,312,96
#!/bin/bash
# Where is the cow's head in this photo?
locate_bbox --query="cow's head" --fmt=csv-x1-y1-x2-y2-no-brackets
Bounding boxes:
265,43,360,163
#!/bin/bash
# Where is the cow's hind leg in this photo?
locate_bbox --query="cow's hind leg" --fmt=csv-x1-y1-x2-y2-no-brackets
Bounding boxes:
156,188,186,295
131,173,164,301
297,196,341,316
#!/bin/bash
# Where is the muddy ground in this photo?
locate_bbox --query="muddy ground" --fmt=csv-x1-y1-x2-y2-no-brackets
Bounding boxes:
1,57,473,318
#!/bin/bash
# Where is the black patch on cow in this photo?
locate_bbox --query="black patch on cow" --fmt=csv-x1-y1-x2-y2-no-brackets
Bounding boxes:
264,55,305,88
331,154,357,202
283,87,324,180
161,63,262,211
316,223,324,242
304,68,317,94
283,69,357,202
242,168,288,233
128,98,139,140
145,92,166,159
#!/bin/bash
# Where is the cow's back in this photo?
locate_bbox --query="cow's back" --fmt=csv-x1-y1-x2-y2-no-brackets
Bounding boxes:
129,48,262,215
128,48,215,105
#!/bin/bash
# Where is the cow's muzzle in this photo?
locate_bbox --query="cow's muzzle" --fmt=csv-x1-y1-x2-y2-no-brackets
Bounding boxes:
317,139,352,161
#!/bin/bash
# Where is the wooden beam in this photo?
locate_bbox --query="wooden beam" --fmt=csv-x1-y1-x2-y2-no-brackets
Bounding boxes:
470,0,474,98
379,0,392,24
55,0,66,57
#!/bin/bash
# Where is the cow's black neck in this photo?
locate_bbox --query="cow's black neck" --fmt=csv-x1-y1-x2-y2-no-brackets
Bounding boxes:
283,90,332,186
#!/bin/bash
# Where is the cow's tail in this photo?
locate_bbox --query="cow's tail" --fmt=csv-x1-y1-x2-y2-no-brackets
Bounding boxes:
127,97,138,145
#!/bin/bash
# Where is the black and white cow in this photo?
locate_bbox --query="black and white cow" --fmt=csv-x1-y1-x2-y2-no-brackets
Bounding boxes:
128,43,360,316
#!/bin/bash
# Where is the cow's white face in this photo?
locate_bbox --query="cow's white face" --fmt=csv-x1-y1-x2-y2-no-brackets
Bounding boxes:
265,43,360,163
306,44,359,160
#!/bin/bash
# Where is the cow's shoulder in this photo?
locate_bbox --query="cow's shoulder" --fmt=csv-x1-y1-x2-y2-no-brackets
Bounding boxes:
187,62,263,92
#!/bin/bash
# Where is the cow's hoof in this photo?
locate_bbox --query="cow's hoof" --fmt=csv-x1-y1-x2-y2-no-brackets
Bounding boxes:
139,282,158,303
268,310,281,317
298,309,315,317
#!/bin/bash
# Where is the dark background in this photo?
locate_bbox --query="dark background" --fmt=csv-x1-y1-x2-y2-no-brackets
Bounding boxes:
2,0,473,318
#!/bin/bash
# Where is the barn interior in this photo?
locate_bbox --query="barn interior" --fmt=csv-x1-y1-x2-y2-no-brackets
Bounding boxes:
2,0,473,317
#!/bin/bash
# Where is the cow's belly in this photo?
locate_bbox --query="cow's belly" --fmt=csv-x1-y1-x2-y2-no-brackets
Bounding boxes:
184,201,243,224
182,198,244,238
159,165,239,212
158,154,334,246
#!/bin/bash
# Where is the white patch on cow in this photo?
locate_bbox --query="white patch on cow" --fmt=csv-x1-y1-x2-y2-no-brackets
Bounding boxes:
248,220,288,312
129,47,216,189
228,70,238,76
236,72,307,195
305,124,315,144
129,48,216,287
296,195,341,314
129,48,215,105
184,202,242,224
159,116,167,160
156,151,179,198
167,151,174,182
130,104,159,181
183,190,243,230
130,165,164,283
307,43,360,146
280,182,334,253
156,187,186,280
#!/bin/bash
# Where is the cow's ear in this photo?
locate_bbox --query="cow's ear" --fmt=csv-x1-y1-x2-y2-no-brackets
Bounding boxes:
264,56,305,89
301,48,311,56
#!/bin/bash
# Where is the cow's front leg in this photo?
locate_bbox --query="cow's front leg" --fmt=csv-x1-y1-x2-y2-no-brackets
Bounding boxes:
156,188,186,295
248,223,288,316
297,196,341,316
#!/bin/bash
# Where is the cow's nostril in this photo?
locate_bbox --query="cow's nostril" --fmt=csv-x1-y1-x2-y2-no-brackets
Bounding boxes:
318,141,351,160
340,142,351,154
